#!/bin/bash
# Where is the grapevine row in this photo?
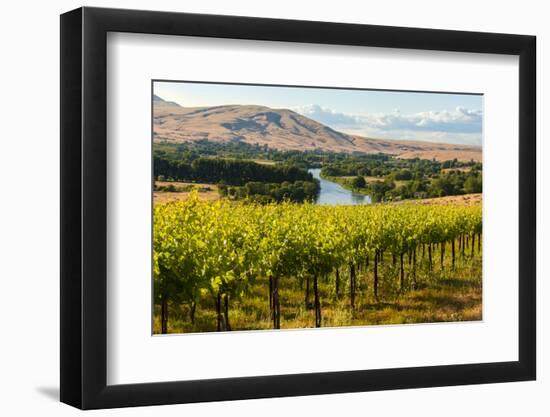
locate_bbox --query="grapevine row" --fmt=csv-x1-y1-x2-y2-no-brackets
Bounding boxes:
153,193,482,332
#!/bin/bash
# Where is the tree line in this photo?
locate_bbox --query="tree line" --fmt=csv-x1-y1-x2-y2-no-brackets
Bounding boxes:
219,180,320,203
325,169,482,202
154,155,315,186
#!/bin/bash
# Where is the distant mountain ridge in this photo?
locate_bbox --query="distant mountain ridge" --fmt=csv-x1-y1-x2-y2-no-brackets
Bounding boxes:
153,96,482,162
153,94,181,107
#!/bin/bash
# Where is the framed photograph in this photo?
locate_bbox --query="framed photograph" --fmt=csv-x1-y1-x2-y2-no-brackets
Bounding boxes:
60,6,536,409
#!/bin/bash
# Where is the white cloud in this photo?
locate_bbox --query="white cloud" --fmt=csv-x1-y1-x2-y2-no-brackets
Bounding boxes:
293,104,483,146
363,107,482,134
293,104,357,126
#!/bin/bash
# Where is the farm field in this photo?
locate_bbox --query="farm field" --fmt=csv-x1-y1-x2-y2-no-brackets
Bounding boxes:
153,181,220,204
408,193,482,206
153,196,482,333
153,253,481,333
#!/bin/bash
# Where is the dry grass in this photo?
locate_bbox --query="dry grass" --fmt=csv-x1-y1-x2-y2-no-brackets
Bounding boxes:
364,176,385,183
154,181,220,205
441,167,473,173
410,193,482,206
397,149,482,162
252,159,277,165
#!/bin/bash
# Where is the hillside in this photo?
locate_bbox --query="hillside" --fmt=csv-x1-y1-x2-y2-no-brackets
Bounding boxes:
153,96,482,162
153,94,181,108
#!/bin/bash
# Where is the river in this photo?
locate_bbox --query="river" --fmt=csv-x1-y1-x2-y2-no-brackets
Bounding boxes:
308,168,371,206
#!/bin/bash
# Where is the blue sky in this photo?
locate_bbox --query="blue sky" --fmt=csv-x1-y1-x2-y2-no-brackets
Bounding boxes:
154,81,483,146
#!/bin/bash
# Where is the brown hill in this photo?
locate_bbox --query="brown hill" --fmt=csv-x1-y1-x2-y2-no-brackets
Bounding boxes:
153,99,481,162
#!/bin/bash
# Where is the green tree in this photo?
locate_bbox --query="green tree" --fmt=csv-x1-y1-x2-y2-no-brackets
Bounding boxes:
464,174,482,193
351,175,366,189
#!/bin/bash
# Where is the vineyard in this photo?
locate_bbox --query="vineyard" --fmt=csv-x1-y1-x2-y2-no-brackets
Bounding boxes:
153,192,482,333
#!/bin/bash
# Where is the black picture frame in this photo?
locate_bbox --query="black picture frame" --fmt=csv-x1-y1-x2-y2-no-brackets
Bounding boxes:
60,6,536,410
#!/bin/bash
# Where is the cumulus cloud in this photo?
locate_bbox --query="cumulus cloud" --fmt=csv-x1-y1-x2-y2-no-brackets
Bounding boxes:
362,107,482,134
293,104,483,145
293,104,358,126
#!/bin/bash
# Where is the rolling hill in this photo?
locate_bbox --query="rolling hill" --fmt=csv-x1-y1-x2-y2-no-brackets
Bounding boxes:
153,96,482,162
